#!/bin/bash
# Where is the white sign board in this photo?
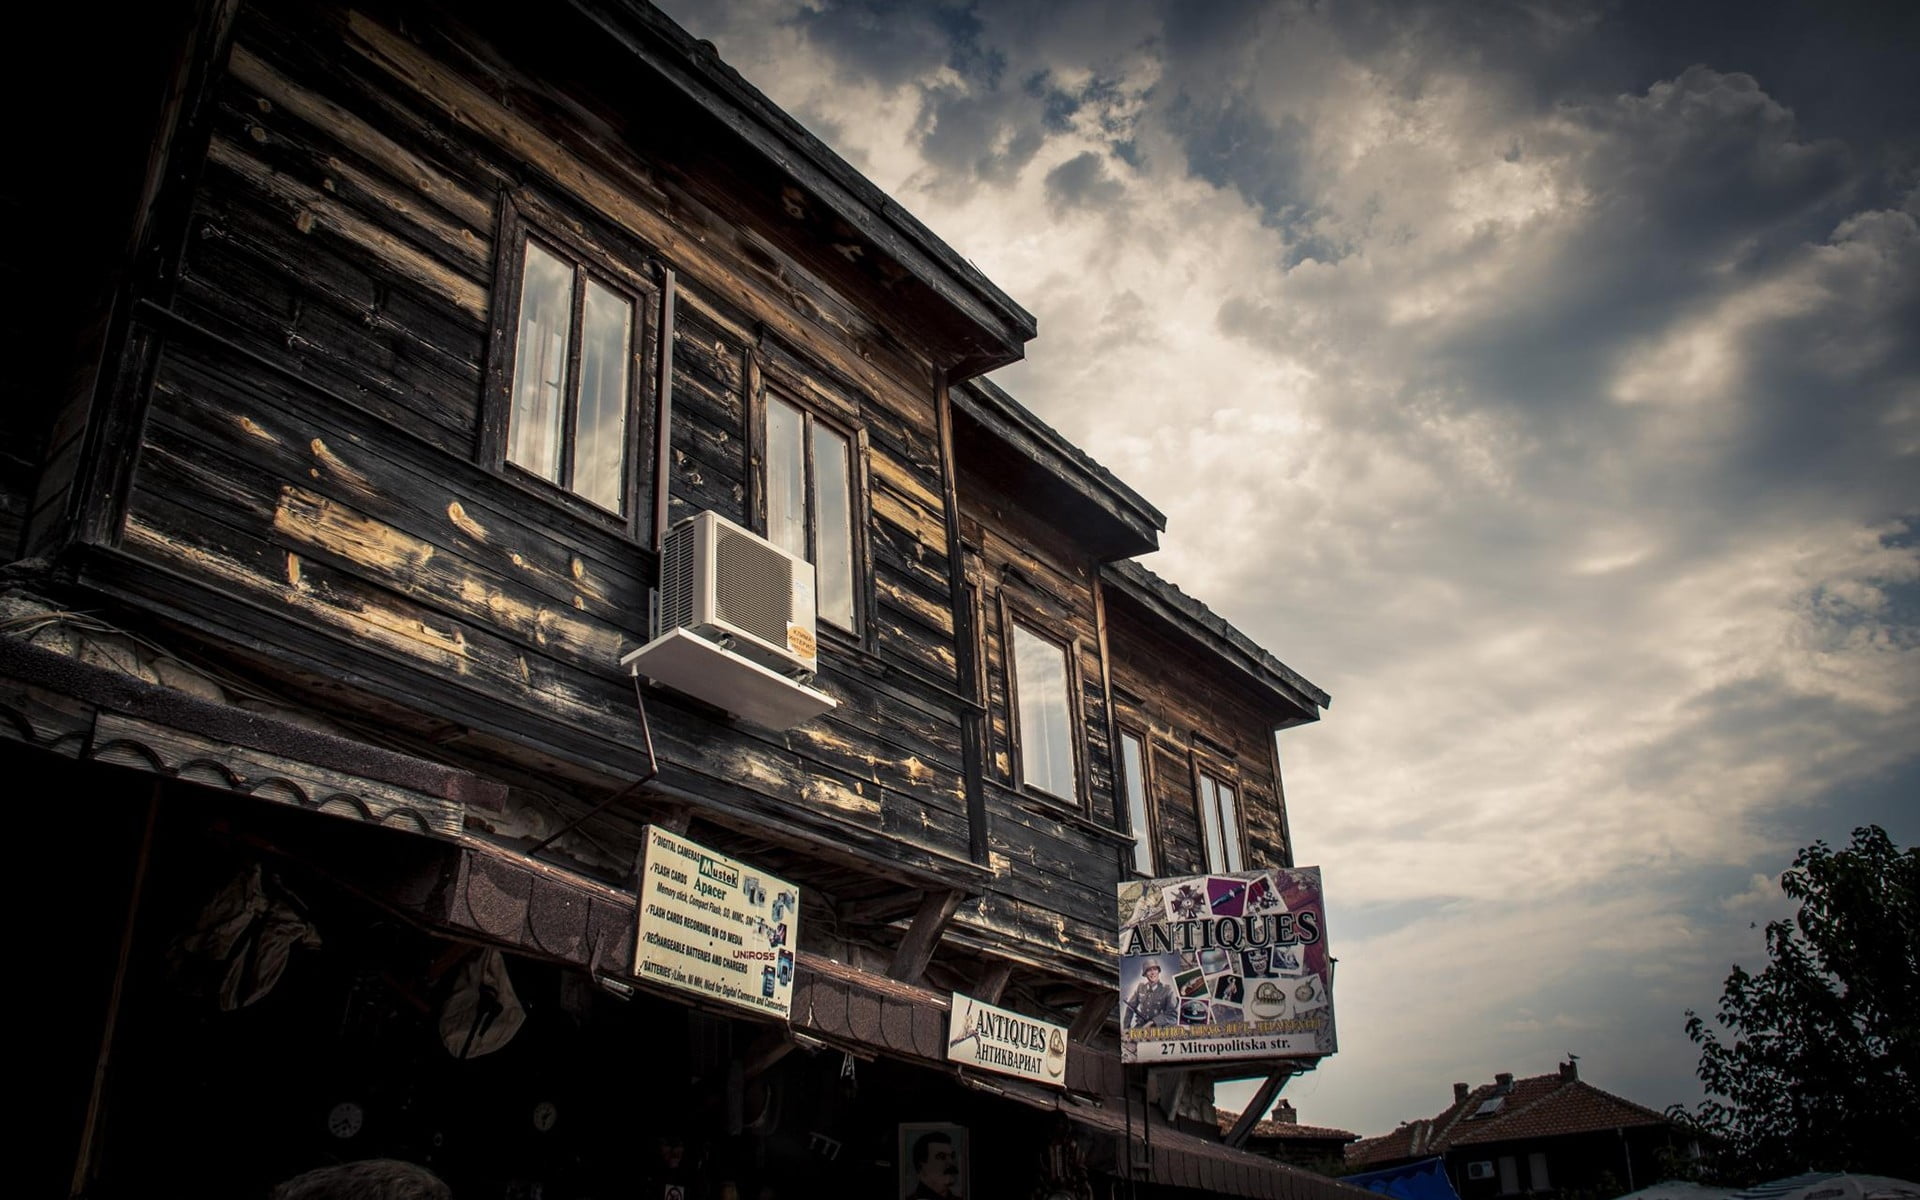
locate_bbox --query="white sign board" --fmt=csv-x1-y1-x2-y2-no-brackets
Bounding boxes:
946,991,1069,1086
1118,865,1336,1065
635,826,797,1019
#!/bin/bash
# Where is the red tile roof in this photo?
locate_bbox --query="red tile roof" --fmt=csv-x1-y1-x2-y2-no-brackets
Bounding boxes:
1347,1070,1671,1168
1219,1112,1360,1143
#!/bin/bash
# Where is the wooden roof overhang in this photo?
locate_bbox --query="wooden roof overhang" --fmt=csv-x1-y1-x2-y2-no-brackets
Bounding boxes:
0,634,496,835
552,0,1038,380
952,378,1166,560
0,625,993,903
1103,559,1330,728
0,632,1359,1200
302,823,1373,1200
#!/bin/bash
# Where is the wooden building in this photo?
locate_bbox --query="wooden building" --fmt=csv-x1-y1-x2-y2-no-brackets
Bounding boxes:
5,2,1345,1197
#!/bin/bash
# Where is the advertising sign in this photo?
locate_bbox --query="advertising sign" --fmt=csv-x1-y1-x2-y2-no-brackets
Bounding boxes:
946,991,1069,1085
635,826,797,1020
1117,865,1335,1065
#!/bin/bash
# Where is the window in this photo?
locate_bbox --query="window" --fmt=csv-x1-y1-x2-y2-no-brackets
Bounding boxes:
487,196,658,534
1527,1153,1549,1192
1118,729,1156,875
1009,620,1077,802
1498,1157,1519,1196
763,392,858,631
1196,765,1243,872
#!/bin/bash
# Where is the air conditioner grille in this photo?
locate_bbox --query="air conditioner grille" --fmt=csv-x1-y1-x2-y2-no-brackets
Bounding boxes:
715,530,792,646
660,524,697,633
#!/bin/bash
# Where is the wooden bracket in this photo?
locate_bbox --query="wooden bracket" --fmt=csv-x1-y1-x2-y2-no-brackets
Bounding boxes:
970,958,1014,1005
887,888,964,983
742,1025,795,1082
1069,987,1117,1043
1224,1068,1293,1148
1147,1067,1191,1123
647,802,693,835
838,888,924,927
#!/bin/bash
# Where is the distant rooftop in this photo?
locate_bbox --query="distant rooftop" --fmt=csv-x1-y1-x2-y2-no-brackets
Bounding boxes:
1347,1064,1672,1170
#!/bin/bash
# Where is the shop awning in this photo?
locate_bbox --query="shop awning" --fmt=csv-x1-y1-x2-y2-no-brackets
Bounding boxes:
375,839,1374,1200
0,635,496,834
3,633,1368,1200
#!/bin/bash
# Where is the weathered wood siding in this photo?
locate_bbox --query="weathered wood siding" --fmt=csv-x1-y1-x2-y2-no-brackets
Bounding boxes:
1105,589,1292,872
954,474,1130,980
88,0,979,888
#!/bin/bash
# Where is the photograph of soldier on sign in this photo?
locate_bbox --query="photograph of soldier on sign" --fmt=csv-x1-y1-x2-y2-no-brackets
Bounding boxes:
1120,954,1180,1029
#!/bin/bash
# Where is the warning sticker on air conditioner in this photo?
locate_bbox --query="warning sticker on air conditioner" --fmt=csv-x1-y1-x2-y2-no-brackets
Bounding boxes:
787,624,816,659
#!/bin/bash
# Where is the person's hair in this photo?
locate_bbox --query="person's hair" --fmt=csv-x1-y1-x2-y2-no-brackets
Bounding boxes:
270,1159,450,1200
912,1130,954,1168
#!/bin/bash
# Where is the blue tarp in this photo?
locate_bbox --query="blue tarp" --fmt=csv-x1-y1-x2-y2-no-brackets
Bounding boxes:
1344,1157,1463,1200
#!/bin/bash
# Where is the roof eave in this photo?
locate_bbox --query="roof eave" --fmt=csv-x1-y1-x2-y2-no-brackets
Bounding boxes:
570,0,1037,367
954,378,1166,558
1104,559,1330,722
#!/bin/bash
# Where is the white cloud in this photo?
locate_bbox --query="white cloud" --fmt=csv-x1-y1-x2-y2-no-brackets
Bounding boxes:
661,0,1919,1138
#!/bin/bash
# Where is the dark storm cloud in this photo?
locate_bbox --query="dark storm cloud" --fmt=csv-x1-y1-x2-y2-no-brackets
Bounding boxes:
1043,151,1124,213
1164,92,1314,226
658,0,1916,1138
1209,60,1909,560
1444,69,1906,524
787,0,969,88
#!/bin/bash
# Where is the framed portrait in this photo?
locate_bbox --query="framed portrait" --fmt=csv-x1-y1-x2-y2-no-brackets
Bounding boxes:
898,1123,968,1199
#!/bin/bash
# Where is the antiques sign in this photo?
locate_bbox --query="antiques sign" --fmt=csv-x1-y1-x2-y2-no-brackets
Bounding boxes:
635,826,797,1020
1117,866,1335,1065
946,991,1068,1085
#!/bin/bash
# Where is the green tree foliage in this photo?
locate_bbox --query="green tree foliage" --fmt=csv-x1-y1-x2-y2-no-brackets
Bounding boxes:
1682,825,1918,1182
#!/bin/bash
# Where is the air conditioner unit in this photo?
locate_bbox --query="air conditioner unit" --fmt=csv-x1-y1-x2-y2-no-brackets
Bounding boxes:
619,511,836,730
1467,1162,1495,1181
657,509,818,679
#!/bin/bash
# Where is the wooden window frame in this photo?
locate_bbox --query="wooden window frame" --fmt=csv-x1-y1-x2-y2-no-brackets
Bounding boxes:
999,595,1088,811
481,192,662,543
1192,752,1248,874
748,375,872,641
1116,723,1160,877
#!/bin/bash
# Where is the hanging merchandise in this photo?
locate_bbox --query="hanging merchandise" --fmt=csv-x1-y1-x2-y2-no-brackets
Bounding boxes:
437,948,526,1059
1033,1116,1093,1200
168,861,322,1011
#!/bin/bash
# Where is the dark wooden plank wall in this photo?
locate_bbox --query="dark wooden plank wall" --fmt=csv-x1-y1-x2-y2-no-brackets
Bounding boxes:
954,472,1130,980
1105,590,1292,873
95,0,986,892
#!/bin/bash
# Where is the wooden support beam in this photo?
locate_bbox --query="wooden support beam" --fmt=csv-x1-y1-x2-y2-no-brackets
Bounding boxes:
1069,987,1117,1043
839,888,925,927
646,801,694,834
626,803,694,889
970,959,1014,1005
1224,1068,1293,1148
741,1026,794,1082
1148,1068,1191,1123
888,888,964,983
71,784,161,1199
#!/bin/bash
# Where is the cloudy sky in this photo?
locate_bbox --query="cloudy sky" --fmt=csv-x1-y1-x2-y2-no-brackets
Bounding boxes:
657,0,1920,1136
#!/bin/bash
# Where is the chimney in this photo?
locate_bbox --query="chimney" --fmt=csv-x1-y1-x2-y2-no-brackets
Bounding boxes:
1560,1060,1578,1081
1495,1072,1513,1090
1274,1100,1298,1124
1453,1082,1469,1103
